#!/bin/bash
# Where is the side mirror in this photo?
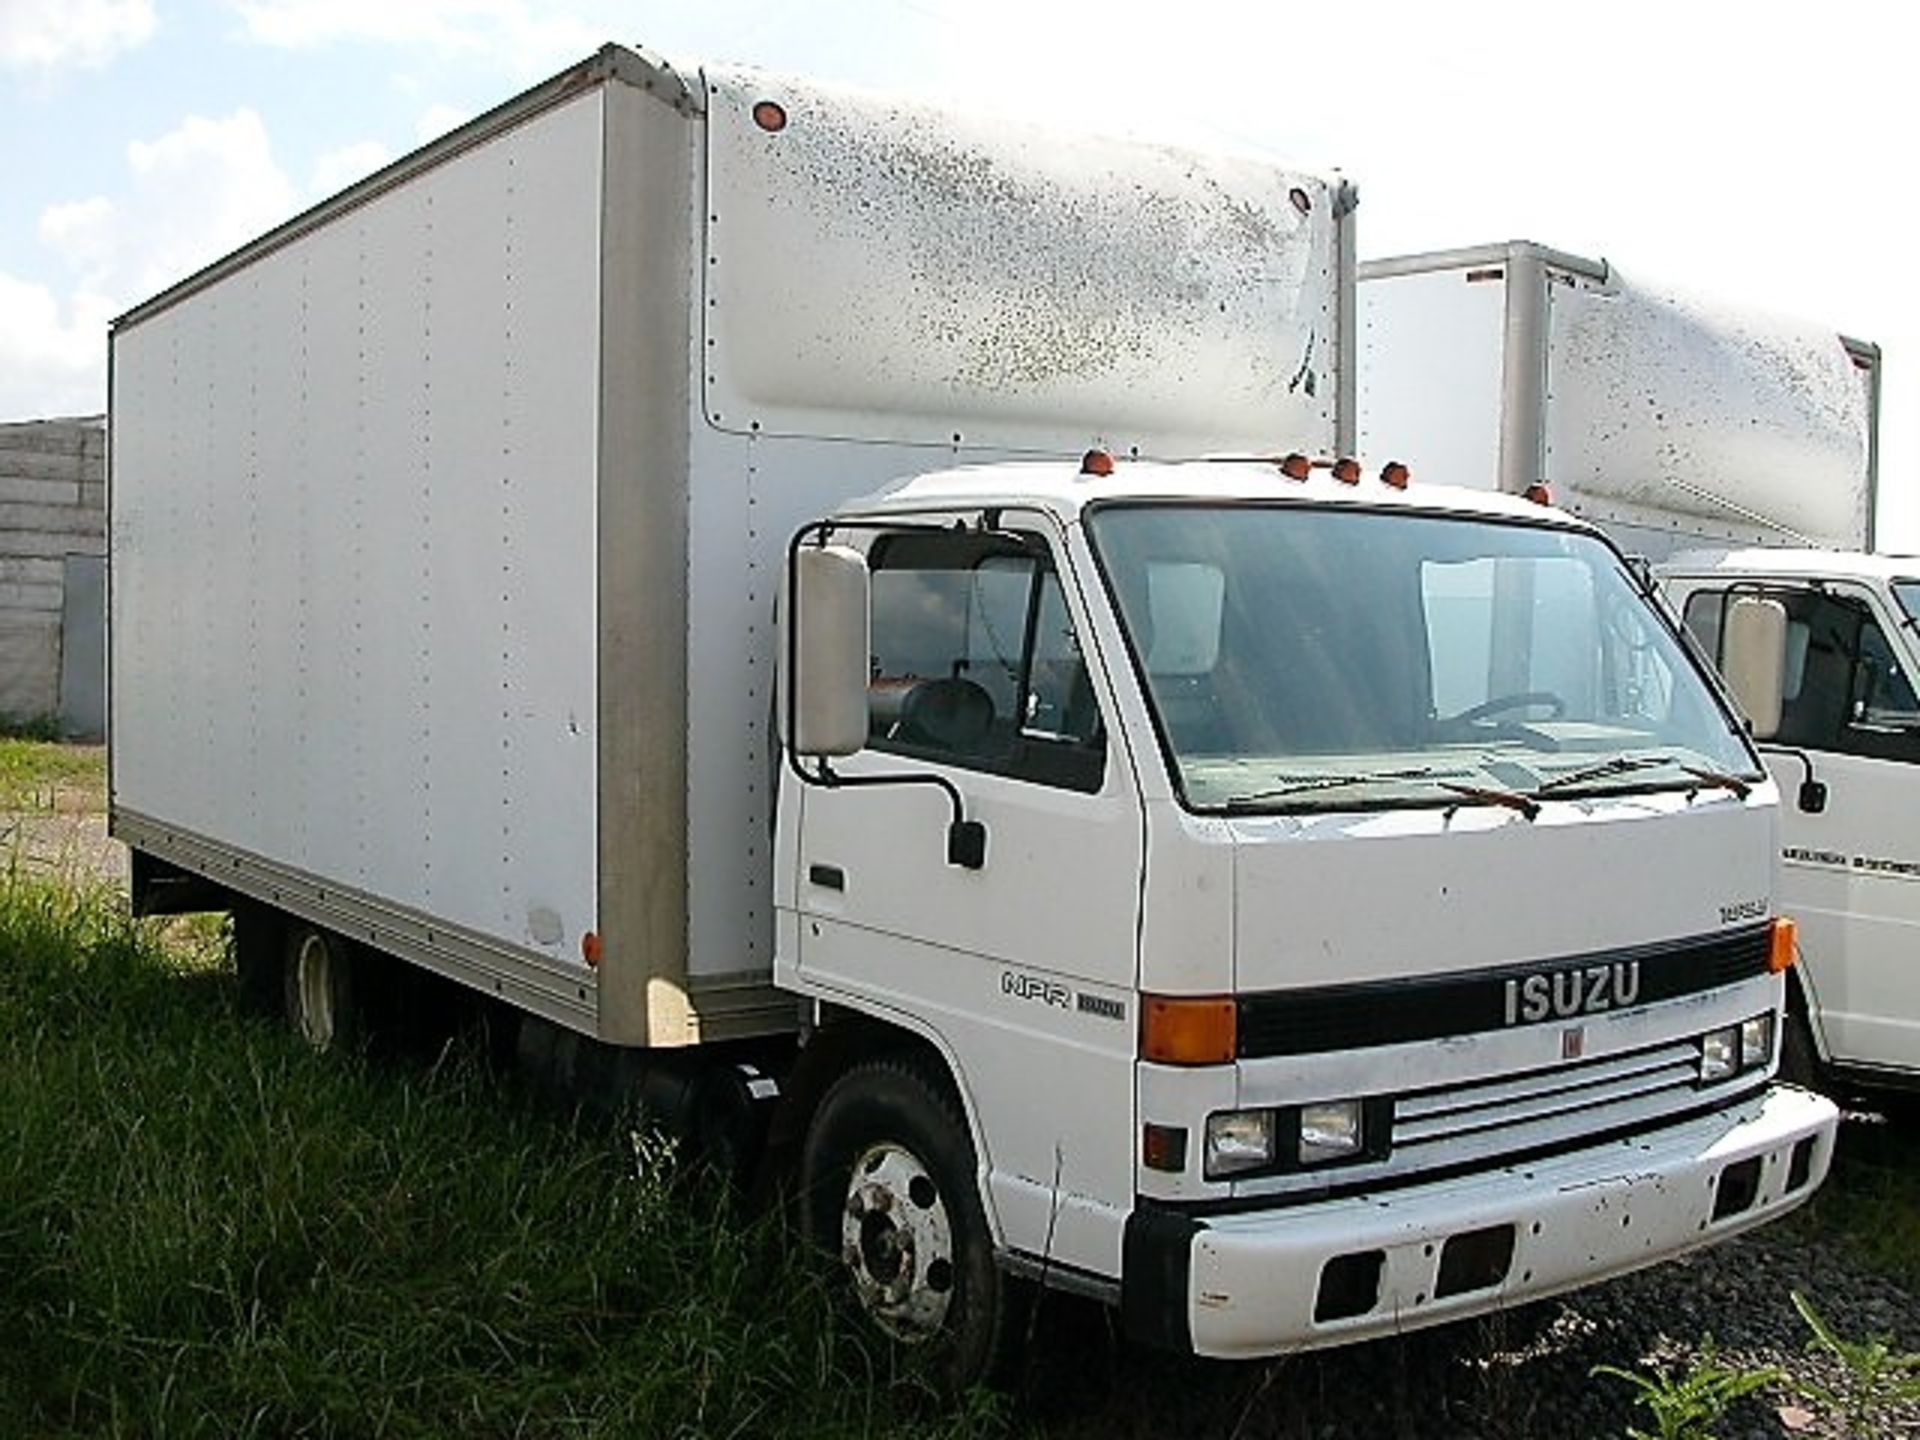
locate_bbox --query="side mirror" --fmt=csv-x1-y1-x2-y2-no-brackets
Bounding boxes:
789,544,871,758
1722,596,1788,741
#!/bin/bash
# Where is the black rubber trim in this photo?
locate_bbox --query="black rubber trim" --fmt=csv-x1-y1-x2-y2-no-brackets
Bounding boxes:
1121,1206,1205,1354
1152,1077,1772,1217
1238,923,1772,1058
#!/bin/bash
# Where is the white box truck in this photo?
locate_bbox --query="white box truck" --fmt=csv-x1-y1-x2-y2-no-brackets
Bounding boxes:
1360,239,1916,1102
112,57,1836,1386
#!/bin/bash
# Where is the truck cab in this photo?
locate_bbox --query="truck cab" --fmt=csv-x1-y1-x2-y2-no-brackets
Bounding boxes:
1661,549,1920,1090
778,455,1837,1368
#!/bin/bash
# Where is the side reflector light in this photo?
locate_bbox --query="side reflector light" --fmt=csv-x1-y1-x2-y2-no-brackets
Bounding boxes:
1380,461,1411,489
1141,995,1237,1064
1769,916,1797,973
1142,1123,1189,1173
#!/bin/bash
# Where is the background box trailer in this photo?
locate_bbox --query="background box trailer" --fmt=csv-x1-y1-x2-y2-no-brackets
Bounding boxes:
1357,240,1880,555
110,44,1350,1050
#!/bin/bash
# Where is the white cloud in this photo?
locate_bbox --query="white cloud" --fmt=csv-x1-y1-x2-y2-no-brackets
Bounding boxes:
50,109,301,300
0,274,113,418
223,0,602,70
0,0,154,72
414,104,470,143
310,139,392,196
5,108,302,418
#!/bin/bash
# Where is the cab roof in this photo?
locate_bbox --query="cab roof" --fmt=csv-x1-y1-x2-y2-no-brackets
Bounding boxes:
841,457,1593,531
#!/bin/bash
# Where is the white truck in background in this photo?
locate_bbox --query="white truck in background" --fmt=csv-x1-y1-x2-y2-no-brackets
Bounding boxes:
1360,239,1916,1100
111,56,1835,1388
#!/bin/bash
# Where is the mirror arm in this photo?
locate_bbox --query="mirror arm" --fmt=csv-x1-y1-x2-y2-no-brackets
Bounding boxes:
1755,743,1828,816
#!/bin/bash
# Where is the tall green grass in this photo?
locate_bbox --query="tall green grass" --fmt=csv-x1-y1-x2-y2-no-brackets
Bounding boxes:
0,872,996,1438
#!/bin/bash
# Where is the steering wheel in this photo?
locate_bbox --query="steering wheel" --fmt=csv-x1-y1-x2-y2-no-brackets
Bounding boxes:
1444,691,1567,726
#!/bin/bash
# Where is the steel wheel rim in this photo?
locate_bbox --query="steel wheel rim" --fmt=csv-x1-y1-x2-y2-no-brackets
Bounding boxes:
294,933,335,1048
840,1141,956,1341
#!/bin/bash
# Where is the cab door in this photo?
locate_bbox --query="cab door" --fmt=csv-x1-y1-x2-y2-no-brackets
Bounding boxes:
793,515,1143,1276
1682,580,1920,1075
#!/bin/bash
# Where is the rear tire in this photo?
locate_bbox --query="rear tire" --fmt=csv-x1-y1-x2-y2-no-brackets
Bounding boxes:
283,924,360,1051
800,1057,1021,1392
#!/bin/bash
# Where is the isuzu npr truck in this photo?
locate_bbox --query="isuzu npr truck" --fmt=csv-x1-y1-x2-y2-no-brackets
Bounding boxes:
112,57,1836,1386
1361,240,1915,1106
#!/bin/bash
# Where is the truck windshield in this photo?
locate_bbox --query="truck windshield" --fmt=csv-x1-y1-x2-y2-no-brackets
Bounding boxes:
1085,504,1759,812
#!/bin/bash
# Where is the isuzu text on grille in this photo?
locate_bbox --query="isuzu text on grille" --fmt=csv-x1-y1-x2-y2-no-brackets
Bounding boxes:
1503,961,1643,1025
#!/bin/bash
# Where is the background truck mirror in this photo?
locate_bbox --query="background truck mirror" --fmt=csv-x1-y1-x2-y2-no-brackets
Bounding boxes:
791,545,872,757
1723,596,1789,740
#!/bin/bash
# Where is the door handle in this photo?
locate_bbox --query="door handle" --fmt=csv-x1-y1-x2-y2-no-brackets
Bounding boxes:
808,863,846,892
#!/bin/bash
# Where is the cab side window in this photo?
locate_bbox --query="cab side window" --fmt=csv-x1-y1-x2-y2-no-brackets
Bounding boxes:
1683,587,1920,761
867,531,1105,791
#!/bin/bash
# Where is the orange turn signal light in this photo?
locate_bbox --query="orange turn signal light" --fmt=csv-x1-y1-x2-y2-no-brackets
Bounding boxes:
1331,457,1362,484
582,930,603,968
752,100,788,132
1769,916,1797,973
1278,452,1312,481
1381,461,1411,489
1081,447,1116,477
1523,481,1552,506
1141,995,1237,1065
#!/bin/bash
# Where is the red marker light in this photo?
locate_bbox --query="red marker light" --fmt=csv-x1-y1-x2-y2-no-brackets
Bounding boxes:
1278,453,1312,481
1332,457,1362,485
1380,461,1411,489
1080,448,1115,477
1523,482,1552,506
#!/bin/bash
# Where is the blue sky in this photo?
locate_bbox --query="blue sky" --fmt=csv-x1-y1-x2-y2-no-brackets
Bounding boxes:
2,0,1913,541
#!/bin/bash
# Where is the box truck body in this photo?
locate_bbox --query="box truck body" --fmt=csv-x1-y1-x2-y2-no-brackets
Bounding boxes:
1360,239,1917,1096
113,67,1835,1379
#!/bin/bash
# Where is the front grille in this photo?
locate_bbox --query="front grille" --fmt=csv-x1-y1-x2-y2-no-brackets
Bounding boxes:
1238,923,1771,1058
1391,1036,1709,1172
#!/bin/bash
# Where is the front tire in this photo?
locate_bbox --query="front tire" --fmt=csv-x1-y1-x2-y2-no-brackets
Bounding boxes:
283,924,359,1051
800,1057,1021,1391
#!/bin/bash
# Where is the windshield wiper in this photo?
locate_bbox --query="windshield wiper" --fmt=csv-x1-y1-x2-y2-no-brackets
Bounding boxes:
1438,781,1540,821
1532,753,1675,795
1222,767,1440,809
1221,767,1540,820
1679,764,1753,800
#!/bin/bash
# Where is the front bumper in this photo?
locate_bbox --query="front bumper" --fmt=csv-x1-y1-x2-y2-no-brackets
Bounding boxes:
1124,1084,1838,1359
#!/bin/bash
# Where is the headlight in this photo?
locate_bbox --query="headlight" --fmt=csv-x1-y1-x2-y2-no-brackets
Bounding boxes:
1204,1110,1276,1178
1700,1026,1740,1083
1299,1100,1365,1164
1741,1013,1775,1070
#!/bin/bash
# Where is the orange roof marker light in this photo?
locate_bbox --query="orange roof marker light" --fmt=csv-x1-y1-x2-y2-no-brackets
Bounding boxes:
1080,447,1116,478
1380,461,1411,490
1523,481,1553,506
1331,457,1362,485
1277,452,1312,481
752,99,788,132
582,930,604,968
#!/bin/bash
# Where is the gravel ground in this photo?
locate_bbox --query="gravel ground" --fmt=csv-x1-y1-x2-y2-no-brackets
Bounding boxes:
1016,1125,1919,1438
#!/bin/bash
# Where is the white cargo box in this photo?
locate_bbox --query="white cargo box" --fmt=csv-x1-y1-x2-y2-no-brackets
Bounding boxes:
111,45,1348,1046
1358,241,1879,557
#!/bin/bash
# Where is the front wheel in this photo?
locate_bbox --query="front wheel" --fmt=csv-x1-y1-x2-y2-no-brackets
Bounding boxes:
800,1057,1021,1391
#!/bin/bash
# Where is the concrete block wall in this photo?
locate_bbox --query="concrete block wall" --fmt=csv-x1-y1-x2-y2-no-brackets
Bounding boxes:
0,417,106,729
